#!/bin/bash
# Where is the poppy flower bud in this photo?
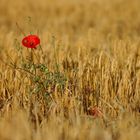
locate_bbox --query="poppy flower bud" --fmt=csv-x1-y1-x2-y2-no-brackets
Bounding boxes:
22,35,40,49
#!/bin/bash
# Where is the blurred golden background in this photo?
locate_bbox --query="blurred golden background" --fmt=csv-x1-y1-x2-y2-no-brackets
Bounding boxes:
0,0,140,140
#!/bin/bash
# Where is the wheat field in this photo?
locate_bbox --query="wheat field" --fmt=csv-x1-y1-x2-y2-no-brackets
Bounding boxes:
0,0,140,140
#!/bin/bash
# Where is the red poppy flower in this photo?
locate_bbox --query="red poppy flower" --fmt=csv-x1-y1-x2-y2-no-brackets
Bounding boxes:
88,106,103,118
22,35,40,49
